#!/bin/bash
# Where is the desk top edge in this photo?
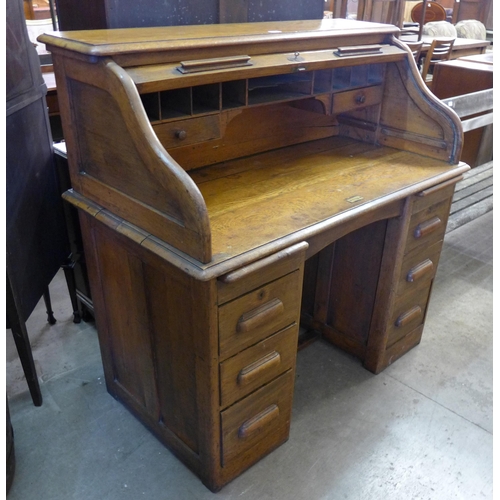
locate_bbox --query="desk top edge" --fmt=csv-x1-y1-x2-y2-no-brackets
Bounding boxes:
37,19,399,58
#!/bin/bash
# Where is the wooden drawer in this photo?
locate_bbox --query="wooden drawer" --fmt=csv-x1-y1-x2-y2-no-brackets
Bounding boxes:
396,240,443,297
332,85,383,114
153,114,220,149
387,284,432,347
412,182,456,214
221,370,294,466
220,324,298,408
404,197,451,255
219,270,301,360
217,242,307,305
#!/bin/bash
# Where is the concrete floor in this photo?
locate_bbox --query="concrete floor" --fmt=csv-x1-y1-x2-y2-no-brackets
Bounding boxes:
6,211,493,500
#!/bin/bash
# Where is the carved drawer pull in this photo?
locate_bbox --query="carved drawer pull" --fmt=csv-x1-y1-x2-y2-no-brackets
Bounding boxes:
238,404,280,439
238,351,281,385
406,259,434,282
237,298,284,333
414,216,442,239
395,305,422,328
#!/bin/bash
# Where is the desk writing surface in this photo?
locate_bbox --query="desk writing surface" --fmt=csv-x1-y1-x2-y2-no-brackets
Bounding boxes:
190,136,466,264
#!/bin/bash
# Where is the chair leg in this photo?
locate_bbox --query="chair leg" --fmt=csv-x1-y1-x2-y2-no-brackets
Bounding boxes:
43,287,57,325
6,279,43,406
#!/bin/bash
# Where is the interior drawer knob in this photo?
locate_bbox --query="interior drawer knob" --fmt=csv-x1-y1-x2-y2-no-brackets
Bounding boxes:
395,305,422,328
406,258,434,282
355,93,366,104
238,404,280,439
414,216,442,239
175,129,187,140
236,298,284,333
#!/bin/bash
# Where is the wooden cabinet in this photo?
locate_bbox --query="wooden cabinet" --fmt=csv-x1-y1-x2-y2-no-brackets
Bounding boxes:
40,20,468,491
6,0,69,405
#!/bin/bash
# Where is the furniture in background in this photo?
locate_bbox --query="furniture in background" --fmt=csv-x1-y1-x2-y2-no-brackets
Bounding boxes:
53,0,325,29
40,19,467,491
53,143,95,321
406,40,424,64
421,19,457,36
357,0,404,25
6,0,70,406
420,37,455,82
432,53,493,167
6,398,15,493
451,0,493,29
410,1,446,24
455,19,487,39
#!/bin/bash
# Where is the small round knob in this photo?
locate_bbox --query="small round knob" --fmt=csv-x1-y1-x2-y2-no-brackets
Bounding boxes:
175,130,187,140
355,94,366,104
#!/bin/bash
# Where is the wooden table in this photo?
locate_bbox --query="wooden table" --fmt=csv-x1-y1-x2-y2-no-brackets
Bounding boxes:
432,52,493,167
400,34,490,59
40,19,468,492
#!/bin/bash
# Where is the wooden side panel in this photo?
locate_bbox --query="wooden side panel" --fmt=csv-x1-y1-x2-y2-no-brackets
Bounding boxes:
52,55,212,262
87,218,215,458
377,59,463,162
143,265,200,452
92,223,159,413
70,80,185,221
78,210,224,487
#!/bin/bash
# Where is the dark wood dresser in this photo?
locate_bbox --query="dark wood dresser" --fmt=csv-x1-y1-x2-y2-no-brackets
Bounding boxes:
39,20,468,491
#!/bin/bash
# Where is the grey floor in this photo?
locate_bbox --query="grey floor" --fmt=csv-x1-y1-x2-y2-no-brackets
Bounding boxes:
6,210,493,500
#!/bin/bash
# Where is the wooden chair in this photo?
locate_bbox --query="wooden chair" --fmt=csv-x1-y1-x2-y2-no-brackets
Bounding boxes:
410,1,446,23
420,37,455,85
405,40,424,66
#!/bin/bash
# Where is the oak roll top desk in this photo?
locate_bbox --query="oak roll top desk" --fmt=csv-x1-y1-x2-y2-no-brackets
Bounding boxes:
39,19,468,491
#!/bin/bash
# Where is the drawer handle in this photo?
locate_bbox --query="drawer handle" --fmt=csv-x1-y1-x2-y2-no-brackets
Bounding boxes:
355,93,366,104
406,259,434,283
238,404,280,439
237,298,284,333
395,305,422,328
414,216,442,239
175,130,187,140
237,351,281,385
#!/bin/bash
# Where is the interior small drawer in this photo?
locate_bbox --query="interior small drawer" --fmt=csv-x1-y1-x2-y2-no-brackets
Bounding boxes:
153,114,220,149
220,324,298,409
219,271,301,360
332,84,383,114
404,198,451,255
220,370,294,466
396,239,443,297
387,284,433,347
